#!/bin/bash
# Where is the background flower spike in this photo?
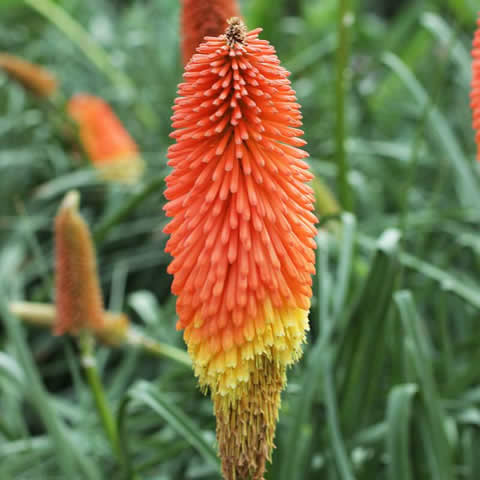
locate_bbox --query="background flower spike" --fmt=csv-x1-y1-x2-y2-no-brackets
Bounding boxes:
164,18,317,480
180,0,241,65
55,190,105,335
67,94,145,183
471,13,480,161
0,52,58,97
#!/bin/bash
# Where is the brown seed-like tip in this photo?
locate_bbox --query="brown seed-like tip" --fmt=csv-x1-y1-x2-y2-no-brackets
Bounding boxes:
225,17,247,47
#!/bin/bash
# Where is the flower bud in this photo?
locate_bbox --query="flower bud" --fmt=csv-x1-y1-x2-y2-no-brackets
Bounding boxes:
54,191,104,335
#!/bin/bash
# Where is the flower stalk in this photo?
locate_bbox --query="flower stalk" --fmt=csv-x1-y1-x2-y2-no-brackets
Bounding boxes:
8,301,191,367
78,331,120,456
335,0,354,210
126,328,192,367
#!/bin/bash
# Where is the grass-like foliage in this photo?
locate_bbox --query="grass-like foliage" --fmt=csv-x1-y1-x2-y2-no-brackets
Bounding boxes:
1,0,480,479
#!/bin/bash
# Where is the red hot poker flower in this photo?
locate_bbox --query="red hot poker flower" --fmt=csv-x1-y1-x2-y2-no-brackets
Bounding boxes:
164,18,317,479
181,0,241,65
54,191,104,335
67,94,145,183
0,53,57,97
471,14,480,161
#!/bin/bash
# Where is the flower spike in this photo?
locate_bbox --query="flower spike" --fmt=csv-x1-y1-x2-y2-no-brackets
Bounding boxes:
54,191,104,335
180,0,241,65
67,94,145,183
165,19,317,479
0,53,57,97
471,14,480,161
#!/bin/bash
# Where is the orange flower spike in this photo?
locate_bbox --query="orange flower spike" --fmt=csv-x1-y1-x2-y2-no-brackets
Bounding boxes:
165,18,317,480
67,94,145,183
0,53,57,97
54,191,104,335
181,0,241,65
471,14,480,161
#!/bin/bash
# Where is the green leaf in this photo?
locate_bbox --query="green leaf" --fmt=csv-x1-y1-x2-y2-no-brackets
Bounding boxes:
24,0,134,94
394,291,455,480
277,231,333,480
382,52,480,208
338,229,401,434
0,352,24,388
323,350,356,480
0,295,100,480
386,383,418,480
118,381,219,473
421,12,471,87
0,0,24,9
357,233,480,310
333,213,356,318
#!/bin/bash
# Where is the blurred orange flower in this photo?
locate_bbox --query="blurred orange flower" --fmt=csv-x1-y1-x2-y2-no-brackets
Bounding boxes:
181,0,240,65
471,15,480,161
164,18,316,479
0,52,57,97
67,94,145,183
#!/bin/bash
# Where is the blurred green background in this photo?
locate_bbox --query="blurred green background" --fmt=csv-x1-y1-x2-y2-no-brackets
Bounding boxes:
1,0,480,479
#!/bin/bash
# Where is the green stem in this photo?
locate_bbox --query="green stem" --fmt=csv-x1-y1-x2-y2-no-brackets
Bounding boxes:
24,0,133,93
126,329,192,368
335,0,353,211
117,396,140,480
79,332,120,456
93,175,165,245
9,301,192,368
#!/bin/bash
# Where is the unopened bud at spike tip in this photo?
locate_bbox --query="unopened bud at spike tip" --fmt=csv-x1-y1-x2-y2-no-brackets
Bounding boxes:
225,17,247,47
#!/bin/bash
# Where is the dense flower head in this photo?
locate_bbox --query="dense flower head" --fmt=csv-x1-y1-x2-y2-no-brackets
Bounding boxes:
181,0,240,65
164,18,316,479
54,191,104,335
67,94,145,183
471,14,480,161
0,53,57,97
